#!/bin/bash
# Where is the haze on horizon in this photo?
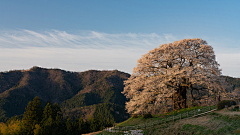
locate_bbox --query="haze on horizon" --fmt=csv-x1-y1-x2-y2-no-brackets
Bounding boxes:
0,1,240,77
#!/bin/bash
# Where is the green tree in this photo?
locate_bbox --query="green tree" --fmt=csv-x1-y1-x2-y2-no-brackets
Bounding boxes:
41,102,64,135
65,117,73,135
52,112,64,135
33,124,42,135
41,103,53,123
105,118,113,127
52,103,62,121
78,116,86,134
72,118,79,135
21,96,43,135
41,116,53,135
96,113,104,131
90,115,103,132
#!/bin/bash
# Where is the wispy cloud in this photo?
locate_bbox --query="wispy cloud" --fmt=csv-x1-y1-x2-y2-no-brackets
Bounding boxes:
0,29,239,77
0,29,178,74
0,29,176,49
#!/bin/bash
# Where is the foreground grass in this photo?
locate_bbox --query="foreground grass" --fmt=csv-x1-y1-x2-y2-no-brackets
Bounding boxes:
101,113,240,135
99,106,240,134
178,113,240,135
117,105,214,127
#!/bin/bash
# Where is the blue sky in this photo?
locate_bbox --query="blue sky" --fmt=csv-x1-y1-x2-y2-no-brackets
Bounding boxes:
0,1,240,77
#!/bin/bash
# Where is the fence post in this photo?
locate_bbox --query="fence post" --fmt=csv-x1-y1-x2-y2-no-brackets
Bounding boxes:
180,114,182,119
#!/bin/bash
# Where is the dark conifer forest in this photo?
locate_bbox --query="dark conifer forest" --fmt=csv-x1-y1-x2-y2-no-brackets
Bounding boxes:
0,96,112,134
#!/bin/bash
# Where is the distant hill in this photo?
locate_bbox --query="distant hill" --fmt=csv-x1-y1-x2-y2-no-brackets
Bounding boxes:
223,76,240,91
0,66,239,123
0,66,130,122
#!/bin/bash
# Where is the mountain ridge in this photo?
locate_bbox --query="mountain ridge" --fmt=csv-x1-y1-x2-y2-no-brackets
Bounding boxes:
0,66,130,121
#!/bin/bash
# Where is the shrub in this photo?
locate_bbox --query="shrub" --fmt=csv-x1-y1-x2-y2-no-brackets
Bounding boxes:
233,106,239,111
132,114,138,118
143,113,152,119
216,100,236,110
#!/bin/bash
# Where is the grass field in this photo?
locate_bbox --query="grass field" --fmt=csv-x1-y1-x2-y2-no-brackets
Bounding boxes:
99,105,240,135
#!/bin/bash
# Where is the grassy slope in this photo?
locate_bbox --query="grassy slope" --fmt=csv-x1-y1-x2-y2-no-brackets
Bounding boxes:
101,106,240,135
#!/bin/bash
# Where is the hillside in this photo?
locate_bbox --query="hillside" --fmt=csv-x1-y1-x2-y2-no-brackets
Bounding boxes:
0,66,130,122
223,76,240,90
0,66,239,123
100,106,240,135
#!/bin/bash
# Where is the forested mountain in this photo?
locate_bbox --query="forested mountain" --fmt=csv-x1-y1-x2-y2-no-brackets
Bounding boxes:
0,66,130,122
223,76,240,90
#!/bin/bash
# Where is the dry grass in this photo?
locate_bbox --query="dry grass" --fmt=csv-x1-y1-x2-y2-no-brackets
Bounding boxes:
100,107,240,135
146,109,240,134
215,106,240,116
173,115,230,131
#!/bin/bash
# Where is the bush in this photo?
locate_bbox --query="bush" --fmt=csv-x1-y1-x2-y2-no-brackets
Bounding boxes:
143,113,152,119
234,106,239,111
131,114,138,118
216,100,236,110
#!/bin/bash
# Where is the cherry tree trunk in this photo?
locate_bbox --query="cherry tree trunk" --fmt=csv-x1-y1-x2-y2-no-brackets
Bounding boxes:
173,86,187,110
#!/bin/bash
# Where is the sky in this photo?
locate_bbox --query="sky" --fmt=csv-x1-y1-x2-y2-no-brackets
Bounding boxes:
0,0,240,77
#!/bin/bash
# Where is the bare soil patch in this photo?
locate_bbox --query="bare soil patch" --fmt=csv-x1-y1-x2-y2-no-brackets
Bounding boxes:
215,107,240,116
173,114,230,130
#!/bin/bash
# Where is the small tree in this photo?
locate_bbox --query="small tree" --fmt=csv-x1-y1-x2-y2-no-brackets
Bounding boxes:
41,103,53,124
41,103,54,135
90,117,98,132
52,103,62,121
122,38,228,114
65,117,73,135
78,116,86,134
21,96,43,135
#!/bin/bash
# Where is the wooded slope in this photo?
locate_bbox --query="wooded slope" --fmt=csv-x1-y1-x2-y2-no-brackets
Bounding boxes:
0,66,130,122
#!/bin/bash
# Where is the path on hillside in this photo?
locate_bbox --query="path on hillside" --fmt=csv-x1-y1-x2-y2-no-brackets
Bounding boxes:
172,106,240,131
215,106,240,116
82,131,102,135
90,106,240,134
